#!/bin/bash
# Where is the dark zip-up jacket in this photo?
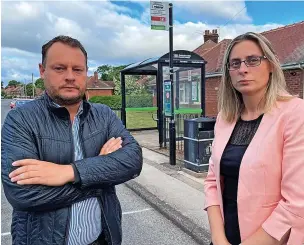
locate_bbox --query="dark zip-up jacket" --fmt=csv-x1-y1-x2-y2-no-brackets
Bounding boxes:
1,93,143,245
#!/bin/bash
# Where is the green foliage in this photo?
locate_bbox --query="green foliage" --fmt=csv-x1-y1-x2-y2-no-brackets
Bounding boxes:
89,94,153,109
7,80,22,87
114,75,150,96
97,64,127,82
126,94,153,107
96,64,150,96
89,96,121,109
35,78,45,90
25,83,35,97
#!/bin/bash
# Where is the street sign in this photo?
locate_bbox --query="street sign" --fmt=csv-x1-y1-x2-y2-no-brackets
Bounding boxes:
150,1,169,31
164,80,172,116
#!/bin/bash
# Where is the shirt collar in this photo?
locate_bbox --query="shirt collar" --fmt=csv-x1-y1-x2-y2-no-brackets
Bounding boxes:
51,101,84,117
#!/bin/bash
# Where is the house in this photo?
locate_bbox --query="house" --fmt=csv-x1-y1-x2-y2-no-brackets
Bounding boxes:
4,85,46,98
4,85,25,97
193,21,304,116
86,71,115,99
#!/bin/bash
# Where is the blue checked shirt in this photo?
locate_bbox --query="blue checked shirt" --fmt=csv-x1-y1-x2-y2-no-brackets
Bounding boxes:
53,101,102,245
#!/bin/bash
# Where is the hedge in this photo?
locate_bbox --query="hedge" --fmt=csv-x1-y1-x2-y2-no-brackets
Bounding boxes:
89,95,153,109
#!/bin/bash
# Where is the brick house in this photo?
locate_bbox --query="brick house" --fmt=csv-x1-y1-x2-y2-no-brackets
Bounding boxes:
193,21,304,117
86,71,115,99
4,85,25,97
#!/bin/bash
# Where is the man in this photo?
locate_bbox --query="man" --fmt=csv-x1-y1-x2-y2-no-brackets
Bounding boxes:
1,35,143,245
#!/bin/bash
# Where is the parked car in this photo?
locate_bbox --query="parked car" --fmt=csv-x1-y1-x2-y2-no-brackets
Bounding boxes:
11,99,33,109
10,99,16,109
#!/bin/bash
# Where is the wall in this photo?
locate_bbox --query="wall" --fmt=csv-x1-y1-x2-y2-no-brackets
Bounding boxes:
205,76,221,117
284,69,303,98
86,89,113,100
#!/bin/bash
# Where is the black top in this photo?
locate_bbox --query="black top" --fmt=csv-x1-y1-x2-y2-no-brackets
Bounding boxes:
220,114,263,245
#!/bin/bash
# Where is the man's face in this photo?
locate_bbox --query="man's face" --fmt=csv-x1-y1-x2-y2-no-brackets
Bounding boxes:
39,42,87,105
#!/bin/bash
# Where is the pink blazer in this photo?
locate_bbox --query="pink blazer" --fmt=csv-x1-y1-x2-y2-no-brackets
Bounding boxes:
204,97,304,245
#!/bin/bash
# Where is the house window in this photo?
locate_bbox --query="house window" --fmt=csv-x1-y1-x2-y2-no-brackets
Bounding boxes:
185,83,190,103
192,81,198,102
179,83,191,103
179,83,185,103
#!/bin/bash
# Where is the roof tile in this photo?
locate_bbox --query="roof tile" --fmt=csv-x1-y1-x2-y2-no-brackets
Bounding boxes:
194,21,304,73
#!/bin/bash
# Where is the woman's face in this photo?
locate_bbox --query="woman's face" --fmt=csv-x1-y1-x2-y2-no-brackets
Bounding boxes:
228,40,272,96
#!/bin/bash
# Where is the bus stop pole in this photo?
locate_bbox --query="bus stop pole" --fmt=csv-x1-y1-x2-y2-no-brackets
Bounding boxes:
169,3,176,165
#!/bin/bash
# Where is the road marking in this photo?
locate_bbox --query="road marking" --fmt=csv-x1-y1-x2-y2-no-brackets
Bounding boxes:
1,208,153,236
122,208,153,215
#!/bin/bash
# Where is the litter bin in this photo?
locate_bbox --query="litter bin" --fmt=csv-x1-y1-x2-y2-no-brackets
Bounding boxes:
183,117,216,172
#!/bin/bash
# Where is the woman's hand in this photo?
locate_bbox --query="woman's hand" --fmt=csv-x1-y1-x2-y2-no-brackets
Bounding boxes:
207,206,231,245
211,236,232,245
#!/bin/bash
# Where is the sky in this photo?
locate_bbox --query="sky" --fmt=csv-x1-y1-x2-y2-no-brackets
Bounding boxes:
1,0,304,86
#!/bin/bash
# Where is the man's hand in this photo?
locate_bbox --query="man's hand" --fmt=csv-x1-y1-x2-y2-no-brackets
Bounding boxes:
9,160,75,186
100,137,122,155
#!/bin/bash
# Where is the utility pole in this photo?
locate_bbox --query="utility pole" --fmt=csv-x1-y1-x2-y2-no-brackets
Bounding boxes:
23,79,26,98
32,73,35,98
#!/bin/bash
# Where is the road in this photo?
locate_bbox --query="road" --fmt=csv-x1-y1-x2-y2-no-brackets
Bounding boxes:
1,99,198,245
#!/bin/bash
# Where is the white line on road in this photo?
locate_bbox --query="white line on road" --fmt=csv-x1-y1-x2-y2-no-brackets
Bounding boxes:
122,208,153,215
1,208,153,236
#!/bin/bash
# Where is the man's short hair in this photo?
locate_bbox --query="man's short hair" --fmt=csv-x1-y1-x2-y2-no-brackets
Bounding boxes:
41,35,88,69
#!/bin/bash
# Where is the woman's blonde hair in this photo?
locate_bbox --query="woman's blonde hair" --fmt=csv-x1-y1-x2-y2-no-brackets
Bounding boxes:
218,32,292,122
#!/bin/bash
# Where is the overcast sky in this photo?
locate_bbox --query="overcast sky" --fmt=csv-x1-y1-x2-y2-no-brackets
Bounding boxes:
1,1,304,85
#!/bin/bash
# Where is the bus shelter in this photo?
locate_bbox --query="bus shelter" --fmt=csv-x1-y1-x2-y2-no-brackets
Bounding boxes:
120,50,206,148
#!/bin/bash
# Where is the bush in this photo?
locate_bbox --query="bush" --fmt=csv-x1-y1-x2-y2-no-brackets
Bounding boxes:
89,96,121,109
89,95,153,109
126,95,153,108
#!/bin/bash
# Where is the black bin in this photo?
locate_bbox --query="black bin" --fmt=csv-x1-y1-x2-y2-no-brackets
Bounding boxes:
183,117,216,172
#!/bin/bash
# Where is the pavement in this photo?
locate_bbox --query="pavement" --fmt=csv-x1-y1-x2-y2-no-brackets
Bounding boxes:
125,146,211,245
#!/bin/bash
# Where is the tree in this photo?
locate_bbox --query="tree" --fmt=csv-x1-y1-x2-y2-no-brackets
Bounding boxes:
97,64,127,82
25,83,35,97
110,65,127,82
7,80,22,87
35,78,45,90
114,75,150,96
97,64,148,95
97,65,112,81
1,81,4,89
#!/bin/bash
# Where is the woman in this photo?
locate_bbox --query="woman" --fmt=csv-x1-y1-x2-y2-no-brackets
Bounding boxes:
204,32,304,245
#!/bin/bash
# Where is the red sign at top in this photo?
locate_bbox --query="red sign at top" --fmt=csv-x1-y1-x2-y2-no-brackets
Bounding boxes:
151,16,166,22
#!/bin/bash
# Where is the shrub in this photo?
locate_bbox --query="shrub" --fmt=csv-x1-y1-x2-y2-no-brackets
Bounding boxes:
89,95,153,109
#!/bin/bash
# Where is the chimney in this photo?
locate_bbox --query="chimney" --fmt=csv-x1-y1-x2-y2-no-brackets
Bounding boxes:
94,71,98,81
93,71,99,88
204,29,219,43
